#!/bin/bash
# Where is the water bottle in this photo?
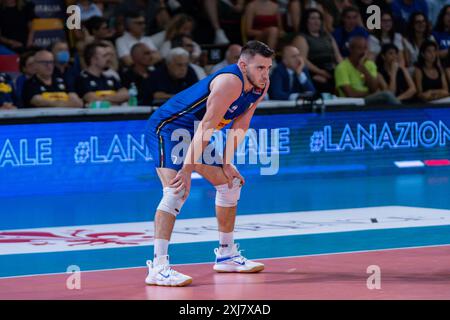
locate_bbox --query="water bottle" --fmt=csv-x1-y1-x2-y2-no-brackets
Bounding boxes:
128,82,138,106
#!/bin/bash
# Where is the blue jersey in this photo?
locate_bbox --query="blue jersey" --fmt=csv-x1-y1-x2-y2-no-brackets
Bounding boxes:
148,64,263,135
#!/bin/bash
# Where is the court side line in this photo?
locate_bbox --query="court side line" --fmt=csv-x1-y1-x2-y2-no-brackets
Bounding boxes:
1,243,450,280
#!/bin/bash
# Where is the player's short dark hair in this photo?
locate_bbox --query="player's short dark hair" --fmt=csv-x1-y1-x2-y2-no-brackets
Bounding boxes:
240,40,274,59
84,41,108,66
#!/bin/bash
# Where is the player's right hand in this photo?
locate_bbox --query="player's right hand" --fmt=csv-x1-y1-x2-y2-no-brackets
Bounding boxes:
170,169,191,201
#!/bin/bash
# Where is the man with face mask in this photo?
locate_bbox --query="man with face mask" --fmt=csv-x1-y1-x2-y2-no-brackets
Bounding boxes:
76,42,129,106
143,40,273,287
22,49,83,108
51,41,79,92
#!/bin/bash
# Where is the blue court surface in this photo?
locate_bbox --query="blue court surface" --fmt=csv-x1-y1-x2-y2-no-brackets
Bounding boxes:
1,167,450,279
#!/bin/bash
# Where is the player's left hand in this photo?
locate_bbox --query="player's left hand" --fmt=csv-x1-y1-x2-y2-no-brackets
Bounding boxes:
170,168,192,201
222,164,245,188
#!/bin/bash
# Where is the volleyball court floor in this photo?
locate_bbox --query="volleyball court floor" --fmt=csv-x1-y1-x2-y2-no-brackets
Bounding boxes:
1,169,450,299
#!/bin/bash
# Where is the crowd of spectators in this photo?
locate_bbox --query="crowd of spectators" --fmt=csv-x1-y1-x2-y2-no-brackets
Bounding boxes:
1,0,450,110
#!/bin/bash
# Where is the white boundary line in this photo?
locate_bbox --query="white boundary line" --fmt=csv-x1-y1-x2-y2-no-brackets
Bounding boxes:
1,243,450,280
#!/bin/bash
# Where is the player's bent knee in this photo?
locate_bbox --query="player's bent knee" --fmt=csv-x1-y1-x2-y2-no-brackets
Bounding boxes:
157,187,186,217
215,177,242,207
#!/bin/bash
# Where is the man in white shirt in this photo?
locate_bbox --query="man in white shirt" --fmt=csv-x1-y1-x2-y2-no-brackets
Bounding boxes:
116,12,162,67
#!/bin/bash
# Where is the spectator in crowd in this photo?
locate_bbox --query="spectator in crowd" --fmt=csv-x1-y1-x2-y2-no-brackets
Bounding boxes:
297,0,333,32
368,11,406,67
203,0,245,44
51,41,79,92
84,16,115,42
391,0,429,33
355,0,391,28
404,12,436,72
113,0,171,37
432,5,450,63
413,40,449,101
210,44,242,74
320,0,355,32
204,0,245,45
171,34,206,80
332,6,369,57
120,43,156,105
150,13,195,50
15,49,37,107
429,0,450,26
445,53,450,84
148,47,198,104
76,42,129,105
281,0,301,34
101,40,121,81
243,0,285,50
22,50,83,108
292,8,342,93
0,72,17,110
115,12,161,67
77,0,102,22
377,44,417,103
0,0,36,53
334,36,400,105
269,45,316,100
158,14,202,61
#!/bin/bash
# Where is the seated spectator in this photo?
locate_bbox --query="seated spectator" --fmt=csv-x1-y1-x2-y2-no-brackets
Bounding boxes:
332,6,369,57
150,13,194,50
15,49,37,107
268,45,316,100
84,16,115,42
368,11,406,67
355,0,392,28
210,44,242,74
334,36,400,105
377,44,417,103
115,12,161,67
413,40,449,101
391,0,429,33
101,40,121,81
51,41,80,92
429,0,450,26
76,42,129,105
171,34,206,80
292,8,342,93
158,14,202,62
282,0,301,34
320,0,355,32
113,0,169,37
207,0,245,44
22,50,83,108
0,72,17,110
149,47,198,104
203,0,244,44
432,5,450,64
404,12,436,72
77,0,102,22
120,43,156,105
0,0,35,53
243,0,285,50
297,0,332,32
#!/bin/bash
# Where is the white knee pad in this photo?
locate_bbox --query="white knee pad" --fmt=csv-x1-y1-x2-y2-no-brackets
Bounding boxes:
157,187,186,217
215,177,242,207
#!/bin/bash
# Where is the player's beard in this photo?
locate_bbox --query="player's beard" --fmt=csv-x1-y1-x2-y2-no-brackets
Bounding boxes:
245,67,265,90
